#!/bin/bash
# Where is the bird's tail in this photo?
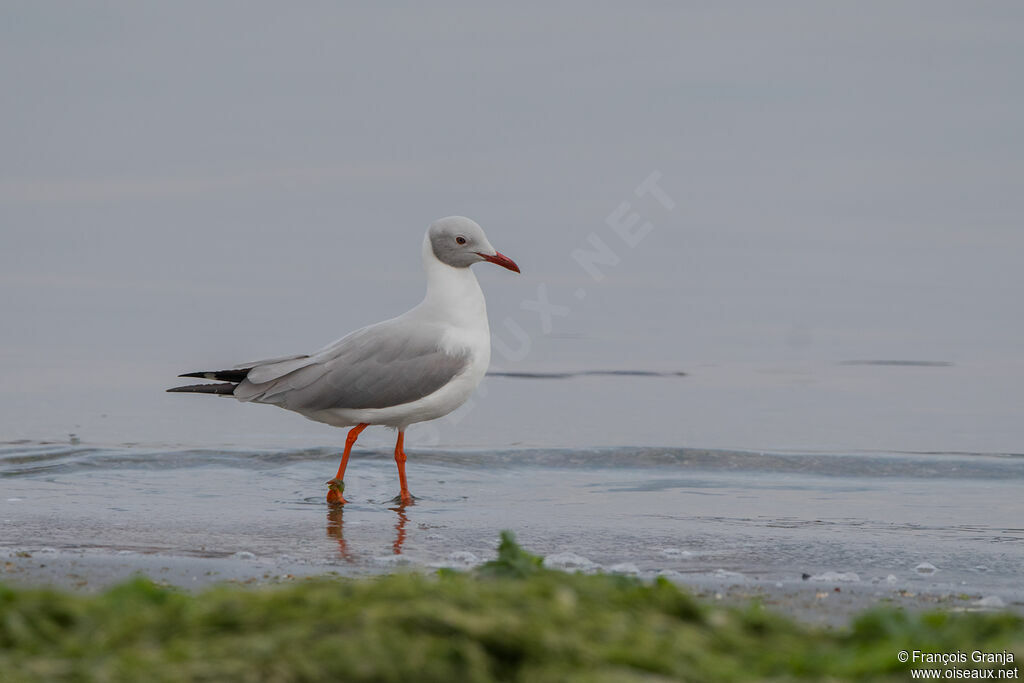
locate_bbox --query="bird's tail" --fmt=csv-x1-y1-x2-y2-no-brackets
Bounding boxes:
166,368,253,395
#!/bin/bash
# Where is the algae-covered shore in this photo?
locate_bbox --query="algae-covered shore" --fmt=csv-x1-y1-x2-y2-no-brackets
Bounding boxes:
1,533,1020,682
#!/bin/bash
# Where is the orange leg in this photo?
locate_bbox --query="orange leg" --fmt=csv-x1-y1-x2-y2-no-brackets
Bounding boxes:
394,430,414,506
326,423,368,504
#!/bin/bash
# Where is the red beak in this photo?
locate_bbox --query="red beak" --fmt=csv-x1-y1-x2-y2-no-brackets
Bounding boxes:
477,251,521,273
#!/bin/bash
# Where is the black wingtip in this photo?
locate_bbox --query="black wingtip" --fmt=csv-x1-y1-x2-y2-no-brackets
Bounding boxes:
178,369,251,382
167,382,238,395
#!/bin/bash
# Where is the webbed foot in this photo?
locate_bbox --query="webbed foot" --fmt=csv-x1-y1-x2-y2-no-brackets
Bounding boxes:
326,478,347,505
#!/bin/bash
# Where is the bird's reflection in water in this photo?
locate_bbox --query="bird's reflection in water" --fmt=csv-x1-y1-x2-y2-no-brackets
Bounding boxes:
325,504,352,561
390,506,408,555
325,503,409,559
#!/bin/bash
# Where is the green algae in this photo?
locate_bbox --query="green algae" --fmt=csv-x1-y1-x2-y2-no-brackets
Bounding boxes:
1,532,1020,682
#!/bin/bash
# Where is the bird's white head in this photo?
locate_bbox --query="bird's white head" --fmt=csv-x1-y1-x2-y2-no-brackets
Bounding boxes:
426,216,520,273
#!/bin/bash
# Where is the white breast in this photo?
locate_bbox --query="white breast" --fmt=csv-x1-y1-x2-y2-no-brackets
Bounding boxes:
303,243,493,430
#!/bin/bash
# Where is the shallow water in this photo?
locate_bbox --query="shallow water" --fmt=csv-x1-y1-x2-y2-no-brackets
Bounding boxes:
3,441,1021,623
3,364,1023,625
4,3,1024,631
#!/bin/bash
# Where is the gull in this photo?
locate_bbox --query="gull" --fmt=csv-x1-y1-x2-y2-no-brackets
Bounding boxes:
168,216,520,506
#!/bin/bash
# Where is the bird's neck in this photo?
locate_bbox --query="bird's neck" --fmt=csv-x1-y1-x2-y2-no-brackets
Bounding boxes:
419,244,488,329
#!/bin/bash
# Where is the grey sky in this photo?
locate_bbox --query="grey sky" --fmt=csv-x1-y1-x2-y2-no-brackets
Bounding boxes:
2,3,1022,450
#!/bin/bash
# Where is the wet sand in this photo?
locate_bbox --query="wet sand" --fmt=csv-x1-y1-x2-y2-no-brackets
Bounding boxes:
2,445,1021,626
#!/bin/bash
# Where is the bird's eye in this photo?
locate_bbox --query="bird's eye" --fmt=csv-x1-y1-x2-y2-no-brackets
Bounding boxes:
455,236,467,245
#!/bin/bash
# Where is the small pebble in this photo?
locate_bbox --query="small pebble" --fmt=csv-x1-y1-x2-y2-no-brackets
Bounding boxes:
973,595,1006,608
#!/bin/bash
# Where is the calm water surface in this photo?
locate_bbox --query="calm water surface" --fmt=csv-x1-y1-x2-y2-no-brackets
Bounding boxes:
2,3,1023,622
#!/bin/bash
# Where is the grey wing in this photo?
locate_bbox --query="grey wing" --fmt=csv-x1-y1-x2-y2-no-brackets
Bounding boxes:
233,353,309,370
234,320,471,411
